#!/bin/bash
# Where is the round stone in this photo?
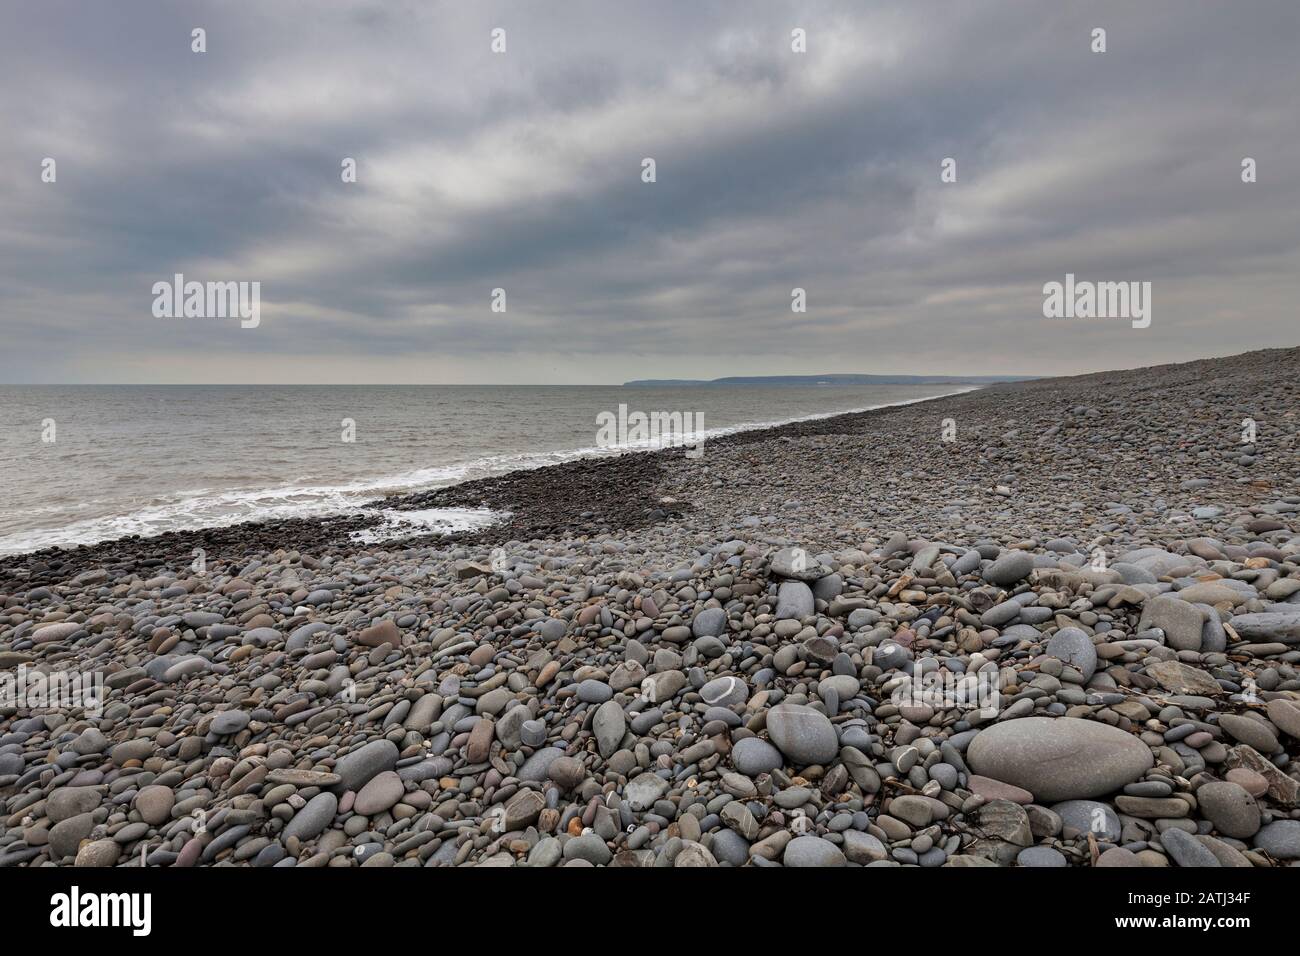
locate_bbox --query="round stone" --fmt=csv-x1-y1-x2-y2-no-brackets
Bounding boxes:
1217,714,1279,754
1016,846,1067,867
700,675,748,708
353,771,404,815
1044,627,1097,681
691,607,727,638
710,828,750,865
1051,799,1121,841
1253,820,1300,860
563,833,611,865
1196,781,1260,838
134,785,175,826
764,703,838,766
75,839,121,868
575,680,613,704
547,756,586,791
732,737,784,776
46,786,102,823
520,719,547,748
783,835,846,867
967,717,1153,801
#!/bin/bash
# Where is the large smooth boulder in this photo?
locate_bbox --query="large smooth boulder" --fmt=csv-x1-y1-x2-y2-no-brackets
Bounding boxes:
967,716,1153,801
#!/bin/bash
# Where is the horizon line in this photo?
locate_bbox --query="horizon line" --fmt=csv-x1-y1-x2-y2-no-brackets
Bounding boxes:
1,379,1035,388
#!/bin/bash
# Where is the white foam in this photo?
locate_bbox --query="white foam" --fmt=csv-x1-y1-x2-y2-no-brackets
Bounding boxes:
352,507,505,545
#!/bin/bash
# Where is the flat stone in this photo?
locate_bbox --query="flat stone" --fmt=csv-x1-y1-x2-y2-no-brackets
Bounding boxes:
700,675,748,708
968,774,1034,805
503,789,545,830
691,607,727,637
265,769,342,788
49,813,96,858
466,718,495,763
624,772,669,811
1175,583,1248,606
563,833,611,865
517,747,566,783
1228,610,1300,641
32,622,83,644
711,828,752,865
1161,827,1221,867
575,679,613,704
1139,595,1205,651
1145,660,1223,696
546,756,586,790
889,795,936,827
75,839,121,868
769,547,831,581
1114,795,1189,818
1096,847,1142,867
967,800,1033,865
1195,834,1251,867
110,739,152,765
842,830,888,864
674,843,718,867
1223,745,1298,805
356,619,401,648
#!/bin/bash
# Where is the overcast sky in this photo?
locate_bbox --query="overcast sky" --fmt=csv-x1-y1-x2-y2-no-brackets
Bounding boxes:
1,1,1297,384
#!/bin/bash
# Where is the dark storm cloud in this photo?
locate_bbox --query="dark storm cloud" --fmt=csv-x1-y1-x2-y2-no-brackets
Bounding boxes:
1,0,1297,382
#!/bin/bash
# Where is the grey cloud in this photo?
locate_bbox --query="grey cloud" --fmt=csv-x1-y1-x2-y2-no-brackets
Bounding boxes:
0,0,1297,383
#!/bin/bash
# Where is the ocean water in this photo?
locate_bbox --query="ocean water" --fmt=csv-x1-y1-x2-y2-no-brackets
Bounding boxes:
0,384,969,555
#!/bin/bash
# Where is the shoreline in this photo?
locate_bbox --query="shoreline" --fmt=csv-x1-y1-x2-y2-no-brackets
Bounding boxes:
0,384,982,577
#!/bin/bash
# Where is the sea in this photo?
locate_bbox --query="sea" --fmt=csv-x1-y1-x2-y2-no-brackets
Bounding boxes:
0,384,971,556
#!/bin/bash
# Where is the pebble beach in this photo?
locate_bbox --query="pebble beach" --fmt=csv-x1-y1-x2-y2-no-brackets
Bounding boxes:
2,345,1299,868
